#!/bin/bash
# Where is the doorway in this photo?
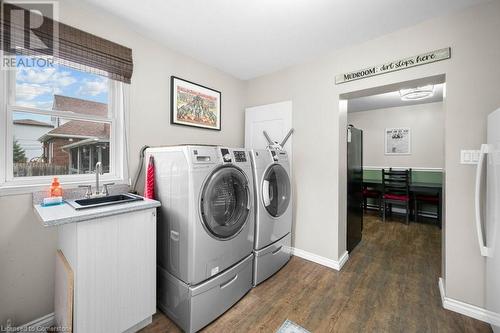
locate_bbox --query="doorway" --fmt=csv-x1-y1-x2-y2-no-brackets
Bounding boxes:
342,75,446,262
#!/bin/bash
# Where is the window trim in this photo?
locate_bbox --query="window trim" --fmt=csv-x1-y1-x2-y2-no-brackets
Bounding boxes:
0,67,6,186
0,67,128,195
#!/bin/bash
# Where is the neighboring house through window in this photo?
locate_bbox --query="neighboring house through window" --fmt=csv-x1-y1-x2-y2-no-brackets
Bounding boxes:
39,95,111,174
0,58,126,189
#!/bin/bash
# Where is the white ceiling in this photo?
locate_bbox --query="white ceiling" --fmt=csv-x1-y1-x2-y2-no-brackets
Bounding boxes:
348,83,444,113
79,0,486,80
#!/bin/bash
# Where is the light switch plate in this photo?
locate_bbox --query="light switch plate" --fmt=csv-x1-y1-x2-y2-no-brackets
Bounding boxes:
460,150,480,164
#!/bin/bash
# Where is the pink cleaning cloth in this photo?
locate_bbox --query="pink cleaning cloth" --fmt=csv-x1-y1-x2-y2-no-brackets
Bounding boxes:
144,155,155,199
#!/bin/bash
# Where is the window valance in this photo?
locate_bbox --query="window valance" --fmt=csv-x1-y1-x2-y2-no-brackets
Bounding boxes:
1,2,133,83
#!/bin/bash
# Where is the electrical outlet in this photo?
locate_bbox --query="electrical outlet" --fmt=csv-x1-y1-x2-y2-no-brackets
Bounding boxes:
460,149,480,164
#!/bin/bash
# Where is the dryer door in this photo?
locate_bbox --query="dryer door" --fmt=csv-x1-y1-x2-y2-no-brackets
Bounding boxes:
201,166,251,239
262,164,291,218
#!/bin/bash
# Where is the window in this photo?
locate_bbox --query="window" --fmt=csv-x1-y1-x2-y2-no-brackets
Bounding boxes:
0,56,126,191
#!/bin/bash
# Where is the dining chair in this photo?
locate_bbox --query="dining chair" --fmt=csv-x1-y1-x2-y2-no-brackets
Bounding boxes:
391,167,413,218
382,168,411,224
363,185,382,214
414,193,441,228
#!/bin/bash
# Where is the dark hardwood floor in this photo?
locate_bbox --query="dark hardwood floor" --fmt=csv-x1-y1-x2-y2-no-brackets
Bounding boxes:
140,213,492,333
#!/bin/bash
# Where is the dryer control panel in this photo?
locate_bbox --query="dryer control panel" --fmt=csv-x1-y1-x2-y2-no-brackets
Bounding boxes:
270,149,288,162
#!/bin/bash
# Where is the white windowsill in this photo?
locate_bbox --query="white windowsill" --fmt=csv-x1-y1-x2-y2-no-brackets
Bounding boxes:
0,177,128,197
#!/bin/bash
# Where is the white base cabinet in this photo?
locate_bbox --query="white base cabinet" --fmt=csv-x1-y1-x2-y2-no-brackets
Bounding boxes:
58,208,157,333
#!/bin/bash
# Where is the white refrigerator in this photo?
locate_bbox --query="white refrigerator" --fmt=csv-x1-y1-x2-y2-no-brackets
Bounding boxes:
476,108,500,332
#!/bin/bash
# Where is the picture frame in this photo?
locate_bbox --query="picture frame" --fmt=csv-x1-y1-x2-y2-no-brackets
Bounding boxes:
170,76,221,131
385,127,411,155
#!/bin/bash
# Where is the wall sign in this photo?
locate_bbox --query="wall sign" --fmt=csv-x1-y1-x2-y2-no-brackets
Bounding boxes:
385,128,411,155
335,47,450,84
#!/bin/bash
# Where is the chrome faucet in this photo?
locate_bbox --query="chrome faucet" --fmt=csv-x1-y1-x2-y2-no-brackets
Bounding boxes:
78,184,93,198
78,162,114,198
95,162,114,196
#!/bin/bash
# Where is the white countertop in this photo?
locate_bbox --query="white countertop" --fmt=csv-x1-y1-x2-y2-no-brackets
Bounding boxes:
34,196,161,227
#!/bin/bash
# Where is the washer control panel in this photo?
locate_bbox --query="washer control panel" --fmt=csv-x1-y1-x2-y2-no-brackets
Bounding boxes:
233,150,247,162
219,147,250,164
190,147,218,164
220,148,232,163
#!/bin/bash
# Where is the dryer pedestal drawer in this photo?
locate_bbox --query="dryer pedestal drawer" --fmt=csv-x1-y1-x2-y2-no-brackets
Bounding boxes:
158,253,253,333
253,233,291,286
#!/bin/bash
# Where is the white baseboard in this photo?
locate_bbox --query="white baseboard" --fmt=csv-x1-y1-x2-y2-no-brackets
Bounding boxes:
16,312,55,332
439,278,500,327
291,247,349,271
15,313,152,333
337,251,349,269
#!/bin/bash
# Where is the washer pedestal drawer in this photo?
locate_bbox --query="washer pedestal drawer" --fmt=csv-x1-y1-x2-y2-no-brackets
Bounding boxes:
253,233,291,286
158,253,253,333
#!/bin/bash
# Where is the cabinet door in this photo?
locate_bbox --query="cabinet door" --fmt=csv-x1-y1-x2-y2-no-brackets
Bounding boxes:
117,209,156,331
76,209,156,333
76,214,120,333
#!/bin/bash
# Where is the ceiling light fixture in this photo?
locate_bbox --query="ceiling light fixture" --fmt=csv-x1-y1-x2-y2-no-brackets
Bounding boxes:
399,85,434,101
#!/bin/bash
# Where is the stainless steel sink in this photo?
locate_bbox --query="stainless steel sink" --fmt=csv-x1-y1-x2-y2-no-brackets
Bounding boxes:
66,193,143,210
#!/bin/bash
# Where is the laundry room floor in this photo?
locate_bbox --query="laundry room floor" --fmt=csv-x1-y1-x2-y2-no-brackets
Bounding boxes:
140,212,492,333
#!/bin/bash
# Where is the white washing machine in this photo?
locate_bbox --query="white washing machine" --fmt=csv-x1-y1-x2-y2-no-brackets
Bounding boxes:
146,145,255,333
250,149,292,286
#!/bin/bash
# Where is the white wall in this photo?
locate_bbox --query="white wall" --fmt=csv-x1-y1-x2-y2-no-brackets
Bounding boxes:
348,102,444,168
0,0,246,325
245,1,500,308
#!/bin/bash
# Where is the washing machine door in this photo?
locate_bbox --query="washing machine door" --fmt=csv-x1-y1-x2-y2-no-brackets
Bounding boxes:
200,166,251,239
262,164,291,218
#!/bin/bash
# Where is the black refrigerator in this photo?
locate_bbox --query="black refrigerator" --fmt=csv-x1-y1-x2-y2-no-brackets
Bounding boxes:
347,125,363,252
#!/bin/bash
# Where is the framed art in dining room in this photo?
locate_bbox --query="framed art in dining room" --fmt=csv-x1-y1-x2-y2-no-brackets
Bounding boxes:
170,76,221,130
385,127,411,155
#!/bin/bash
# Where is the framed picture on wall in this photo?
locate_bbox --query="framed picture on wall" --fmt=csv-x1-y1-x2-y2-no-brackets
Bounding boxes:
170,76,221,130
385,127,411,155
